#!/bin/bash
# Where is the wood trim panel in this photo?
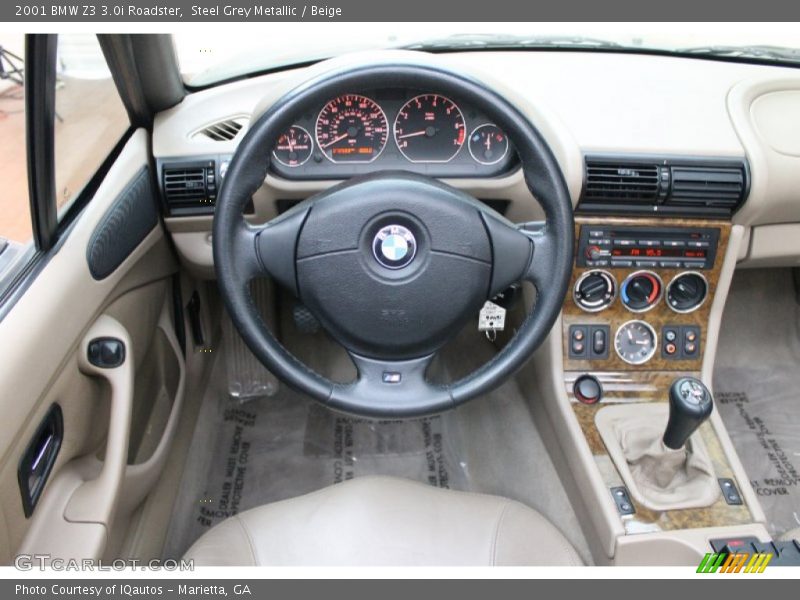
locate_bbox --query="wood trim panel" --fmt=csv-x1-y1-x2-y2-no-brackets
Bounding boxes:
563,217,730,371
561,217,754,532
567,371,754,532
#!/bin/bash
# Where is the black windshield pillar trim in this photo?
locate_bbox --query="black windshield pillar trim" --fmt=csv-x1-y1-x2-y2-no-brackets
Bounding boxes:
25,34,58,252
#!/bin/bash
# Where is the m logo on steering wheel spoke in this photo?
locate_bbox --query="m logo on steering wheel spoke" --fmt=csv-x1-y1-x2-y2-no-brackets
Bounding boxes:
373,225,417,269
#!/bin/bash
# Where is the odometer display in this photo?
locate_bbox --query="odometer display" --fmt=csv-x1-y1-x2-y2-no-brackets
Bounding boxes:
394,94,466,163
315,94,388,163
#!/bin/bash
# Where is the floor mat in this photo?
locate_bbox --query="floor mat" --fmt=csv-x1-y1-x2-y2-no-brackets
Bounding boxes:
714,269,800,537
161,375,468,559
162,322,591,562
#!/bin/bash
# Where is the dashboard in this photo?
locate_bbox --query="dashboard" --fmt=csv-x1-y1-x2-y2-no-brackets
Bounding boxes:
268,89,516,179
153,50,800,278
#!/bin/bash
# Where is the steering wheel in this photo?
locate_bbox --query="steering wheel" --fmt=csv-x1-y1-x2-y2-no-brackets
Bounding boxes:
213,62,574,417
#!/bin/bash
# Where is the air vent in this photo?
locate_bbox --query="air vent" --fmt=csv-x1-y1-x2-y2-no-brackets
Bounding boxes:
161,161,216,215
579,155,748,216
192,117,248,142
584,161,662,204
667,166,745,210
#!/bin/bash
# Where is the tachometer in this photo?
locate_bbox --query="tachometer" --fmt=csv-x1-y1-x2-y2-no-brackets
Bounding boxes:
315,94,388,163
394,94,465,163
272,125,313,167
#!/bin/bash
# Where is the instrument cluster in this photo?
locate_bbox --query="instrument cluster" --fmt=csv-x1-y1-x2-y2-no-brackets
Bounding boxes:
269,89,516,179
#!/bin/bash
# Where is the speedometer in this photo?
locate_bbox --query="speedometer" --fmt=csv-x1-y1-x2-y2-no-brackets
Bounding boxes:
315,94,388,163
394,94,466,163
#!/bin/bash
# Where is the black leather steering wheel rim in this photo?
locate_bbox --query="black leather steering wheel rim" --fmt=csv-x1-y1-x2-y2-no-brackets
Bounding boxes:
213,61,574,417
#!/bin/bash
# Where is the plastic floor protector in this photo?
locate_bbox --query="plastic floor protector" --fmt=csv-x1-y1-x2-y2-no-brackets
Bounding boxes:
713,269,800,538
162,323,592,562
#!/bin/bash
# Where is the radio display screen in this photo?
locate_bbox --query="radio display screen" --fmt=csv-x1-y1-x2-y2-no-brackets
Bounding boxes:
611,247,707,259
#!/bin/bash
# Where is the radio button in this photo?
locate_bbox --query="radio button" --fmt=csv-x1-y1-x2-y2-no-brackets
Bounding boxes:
663,240,685,248
634,260,658,268
688,241,710,248
613,239,636,247
611,260,633,268
638,240,661,247
683,261,705,269
659,260,683,268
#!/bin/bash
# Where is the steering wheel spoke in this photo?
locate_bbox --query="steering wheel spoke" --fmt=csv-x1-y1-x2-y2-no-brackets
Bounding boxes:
519,221,561,289
251,206,309,294
330,352,453,417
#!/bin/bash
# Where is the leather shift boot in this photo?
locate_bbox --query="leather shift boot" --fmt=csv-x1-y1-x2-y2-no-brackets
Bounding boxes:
595,403,720,511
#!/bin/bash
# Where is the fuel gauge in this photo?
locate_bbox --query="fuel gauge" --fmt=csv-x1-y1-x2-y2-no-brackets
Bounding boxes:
468,124,509,165
272,125,313,167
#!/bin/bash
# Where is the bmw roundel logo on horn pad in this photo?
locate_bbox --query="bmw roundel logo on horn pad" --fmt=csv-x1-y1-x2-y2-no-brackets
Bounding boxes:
372,225,417,269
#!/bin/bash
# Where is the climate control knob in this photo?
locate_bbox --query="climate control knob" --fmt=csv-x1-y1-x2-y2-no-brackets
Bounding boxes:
574,270,616,312
667,272,708,313
621,271,662,312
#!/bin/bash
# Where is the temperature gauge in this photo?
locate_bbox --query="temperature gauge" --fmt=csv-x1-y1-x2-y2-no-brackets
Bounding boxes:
468,124,509,165
272,125,313,167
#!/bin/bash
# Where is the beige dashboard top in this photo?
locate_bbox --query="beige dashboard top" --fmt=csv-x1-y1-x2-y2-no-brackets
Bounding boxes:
153,49,800,231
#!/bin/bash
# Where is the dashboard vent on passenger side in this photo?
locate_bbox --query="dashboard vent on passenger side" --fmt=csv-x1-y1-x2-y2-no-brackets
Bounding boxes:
579,155,748,217
666,166,746,210
192,116,248,142
584,161,662,204
161,161,217,215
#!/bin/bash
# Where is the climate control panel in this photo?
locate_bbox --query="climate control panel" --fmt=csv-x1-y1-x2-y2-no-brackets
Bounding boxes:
564,220,727,370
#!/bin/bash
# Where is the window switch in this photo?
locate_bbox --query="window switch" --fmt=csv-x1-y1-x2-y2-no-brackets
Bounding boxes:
590,325,610,359
569,325,589,359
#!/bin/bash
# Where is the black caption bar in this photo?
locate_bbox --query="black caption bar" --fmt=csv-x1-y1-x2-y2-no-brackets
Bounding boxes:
3,0,800,21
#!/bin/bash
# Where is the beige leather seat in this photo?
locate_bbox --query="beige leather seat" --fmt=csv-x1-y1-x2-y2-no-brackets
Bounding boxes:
184,476,582,566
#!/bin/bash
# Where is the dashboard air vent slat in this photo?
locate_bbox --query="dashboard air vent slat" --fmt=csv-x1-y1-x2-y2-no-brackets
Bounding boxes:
161,162,217,215
584,162,660,204
579,155,748,217
193,117,248,142
668,166,745,208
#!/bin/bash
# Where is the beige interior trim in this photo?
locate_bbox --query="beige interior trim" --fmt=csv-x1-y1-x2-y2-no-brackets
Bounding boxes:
64,316,134,526
16,466,108,562
738,223,800,268
700,224,766,525
728,76,800,228
117,301,186,516
0,130,152,467
614,523,771,566
702,224,743,382
529,316,626,559
0,130,182,562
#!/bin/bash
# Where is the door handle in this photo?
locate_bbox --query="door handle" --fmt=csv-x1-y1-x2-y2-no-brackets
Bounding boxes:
18,404,63,517
64,315,133,527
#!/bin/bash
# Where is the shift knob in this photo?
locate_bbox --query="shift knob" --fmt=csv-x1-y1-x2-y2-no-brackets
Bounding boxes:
663,377,713,449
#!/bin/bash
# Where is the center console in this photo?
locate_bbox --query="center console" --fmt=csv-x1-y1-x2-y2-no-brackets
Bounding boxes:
531,214,771,564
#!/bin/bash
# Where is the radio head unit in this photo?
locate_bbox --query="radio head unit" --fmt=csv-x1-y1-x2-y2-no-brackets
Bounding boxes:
577,225,720,270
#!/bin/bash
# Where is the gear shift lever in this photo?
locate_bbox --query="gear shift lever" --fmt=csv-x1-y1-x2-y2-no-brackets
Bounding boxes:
663,377,713,450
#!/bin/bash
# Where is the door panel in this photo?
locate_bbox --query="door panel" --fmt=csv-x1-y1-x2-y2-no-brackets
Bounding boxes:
0,129,183,563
